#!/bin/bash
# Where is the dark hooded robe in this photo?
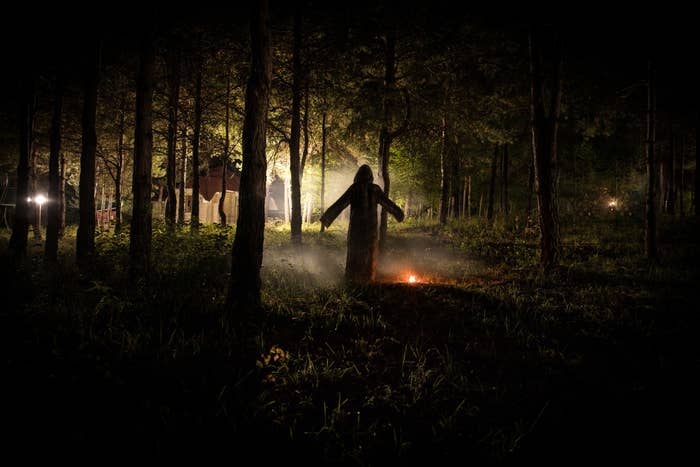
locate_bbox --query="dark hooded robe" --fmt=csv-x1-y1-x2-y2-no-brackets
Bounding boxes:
320,164,404,283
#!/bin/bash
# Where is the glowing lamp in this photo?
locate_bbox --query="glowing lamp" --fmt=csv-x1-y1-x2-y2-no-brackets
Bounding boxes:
34,194,47,206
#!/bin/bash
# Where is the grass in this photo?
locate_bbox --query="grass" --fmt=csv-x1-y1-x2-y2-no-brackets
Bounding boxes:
1,214,698,463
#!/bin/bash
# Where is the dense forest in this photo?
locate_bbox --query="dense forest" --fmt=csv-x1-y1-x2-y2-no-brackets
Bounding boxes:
1,1,698,463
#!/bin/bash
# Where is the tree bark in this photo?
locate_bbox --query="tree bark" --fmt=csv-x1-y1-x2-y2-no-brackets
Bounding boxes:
9,77,34,258
696,113,699,217
439,114,449,224
320,110,327,212
219,69,231,227
130,31,155,278
502,143,509,215
679,136,685,218
114,93,125,233
178,127,187,224
58,137,66,238
227,0,272,312
289,3,303,243
645,60,657,260
666,124,675,214
378,27,396,248
165,36,181,228
76,43,100,266
300,78,310,180
529,29,562,271
191,53,203,230
31,143,40,240
487,145,497,222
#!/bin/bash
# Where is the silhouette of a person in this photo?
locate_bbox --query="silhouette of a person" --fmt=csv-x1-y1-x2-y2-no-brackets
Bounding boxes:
321,164,404,283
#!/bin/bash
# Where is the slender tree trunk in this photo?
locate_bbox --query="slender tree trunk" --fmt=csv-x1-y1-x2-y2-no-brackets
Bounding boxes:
467,175,472,219
9,77,34,258
130,31,155,278
696,114,699,217
31,143,41,239
114,96,125,233
320,110,327,212
439,115,449,224
667,124,675,214
451,146,460,218
300,78,310,180
219,69,231,227
645,60,657,260
45,76,63,261
461,176,467,219
227,0,272,312
487,145,497,222
679,136,685,218
58,139,66,238
527,156,534,217
76,43,100,266
378,27,396,248
529,29,562,270
165,37,181,229
178,127,187,224
502,143,509,215
191,55,203,230
289,3,303,243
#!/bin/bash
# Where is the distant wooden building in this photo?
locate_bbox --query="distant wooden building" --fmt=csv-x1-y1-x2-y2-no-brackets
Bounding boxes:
152,165,241,224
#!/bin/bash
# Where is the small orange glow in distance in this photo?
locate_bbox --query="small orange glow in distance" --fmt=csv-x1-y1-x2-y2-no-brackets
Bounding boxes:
408,275,417,283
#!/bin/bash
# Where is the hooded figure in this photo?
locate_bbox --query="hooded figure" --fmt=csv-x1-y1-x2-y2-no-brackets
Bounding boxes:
320,164,404,283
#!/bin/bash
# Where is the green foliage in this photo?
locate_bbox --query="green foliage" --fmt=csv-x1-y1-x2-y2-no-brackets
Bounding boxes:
2,215,698,461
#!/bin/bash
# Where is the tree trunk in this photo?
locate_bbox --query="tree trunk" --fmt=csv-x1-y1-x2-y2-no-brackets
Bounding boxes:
645,60,657,260
114,94,125,233
696,113,699,217
191,54,203,230
178,127,187,224
289,3,303,243
130,31,155,278
31,143,41,240
76,43,100,266
439,115,449,224
378,27,396,248
300,79,310,180
9,77,34,259
679,136,685,218
219,69,231,227
227,0,272,312
45,76,63,261
502,143,509,215
666,124,675,214
320,110,327,212
527,156,534,217
165,37,181,229
58,138,66,238
487,145,498,222
467,175,471,218
451,145,460,218
529,29,562,271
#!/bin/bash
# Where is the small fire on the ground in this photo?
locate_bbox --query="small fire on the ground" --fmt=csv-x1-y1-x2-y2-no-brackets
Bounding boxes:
407,274,418,284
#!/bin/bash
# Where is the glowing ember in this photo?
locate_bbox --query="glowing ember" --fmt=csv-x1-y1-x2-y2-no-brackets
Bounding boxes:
408,275,417,283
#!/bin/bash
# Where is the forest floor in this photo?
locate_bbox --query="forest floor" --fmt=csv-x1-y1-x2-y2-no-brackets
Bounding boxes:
1,216,699,463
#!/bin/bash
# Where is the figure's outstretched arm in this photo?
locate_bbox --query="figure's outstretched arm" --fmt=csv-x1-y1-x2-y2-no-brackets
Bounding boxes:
377,186,405,222
320,187,352,228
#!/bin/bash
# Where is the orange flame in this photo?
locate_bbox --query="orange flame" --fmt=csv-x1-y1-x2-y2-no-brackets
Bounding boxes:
408,275,417,283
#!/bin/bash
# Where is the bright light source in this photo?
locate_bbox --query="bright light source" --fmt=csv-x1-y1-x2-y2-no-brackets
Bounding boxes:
408,275,417,283
608,198,619,209
27,197,32,203
34,194,47,205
